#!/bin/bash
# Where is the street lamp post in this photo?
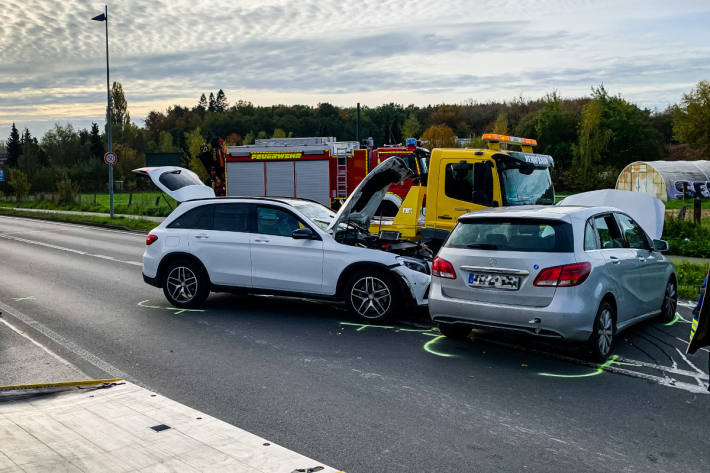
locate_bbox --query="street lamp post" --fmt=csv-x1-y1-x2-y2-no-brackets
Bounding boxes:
92,5,113,217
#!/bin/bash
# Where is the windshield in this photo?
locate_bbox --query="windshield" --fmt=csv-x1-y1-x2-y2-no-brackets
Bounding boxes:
293,201,335,230
499,165,554,205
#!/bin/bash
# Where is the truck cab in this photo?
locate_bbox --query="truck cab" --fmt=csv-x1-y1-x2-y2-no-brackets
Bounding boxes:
370,134,555,251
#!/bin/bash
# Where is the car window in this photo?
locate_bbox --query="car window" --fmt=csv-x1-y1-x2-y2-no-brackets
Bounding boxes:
593,214,625,249
213,203,253,232
444,162,494,206
447,218,573,252
158,169,204,191
584,220,599,250
256,206,304,236
167,205,213,230
616,213,651,250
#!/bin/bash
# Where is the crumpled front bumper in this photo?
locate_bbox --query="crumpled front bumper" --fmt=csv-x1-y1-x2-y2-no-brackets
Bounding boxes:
391,265,430,306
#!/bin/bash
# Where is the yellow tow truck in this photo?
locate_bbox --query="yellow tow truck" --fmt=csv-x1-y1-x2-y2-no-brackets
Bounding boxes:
369,134,555,251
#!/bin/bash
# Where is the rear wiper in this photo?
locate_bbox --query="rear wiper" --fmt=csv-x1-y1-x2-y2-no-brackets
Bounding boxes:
466,243,498,249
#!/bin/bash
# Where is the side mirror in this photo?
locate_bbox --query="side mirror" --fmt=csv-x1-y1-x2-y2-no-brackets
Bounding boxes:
292,228,316,240
653,239,669,252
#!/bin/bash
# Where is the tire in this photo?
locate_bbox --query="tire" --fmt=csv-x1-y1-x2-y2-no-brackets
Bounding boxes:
659,278,678,323
437,323,471,340
344,269,399,322
588,301,615,362
162,259,209,308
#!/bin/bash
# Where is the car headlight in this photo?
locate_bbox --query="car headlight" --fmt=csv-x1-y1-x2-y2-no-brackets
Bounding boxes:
396,256,430,274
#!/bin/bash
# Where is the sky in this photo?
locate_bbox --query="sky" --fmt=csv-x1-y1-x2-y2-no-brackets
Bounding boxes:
1,0,709,141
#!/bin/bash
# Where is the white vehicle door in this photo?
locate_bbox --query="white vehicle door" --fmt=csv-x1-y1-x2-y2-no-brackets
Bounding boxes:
175,203,253,287
615,213,666,315
250,204,324,294
593,213,642,322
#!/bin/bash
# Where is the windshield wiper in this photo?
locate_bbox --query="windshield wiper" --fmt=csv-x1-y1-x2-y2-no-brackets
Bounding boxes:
466,243,498,249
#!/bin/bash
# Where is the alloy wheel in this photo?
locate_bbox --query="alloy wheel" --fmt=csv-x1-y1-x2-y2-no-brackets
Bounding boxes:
350,276,392,319
166,266,198,303
597,308,613,357
663,281,678,320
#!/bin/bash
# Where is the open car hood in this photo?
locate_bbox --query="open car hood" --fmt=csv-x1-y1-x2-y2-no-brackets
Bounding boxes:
327,157,413,233
132,166,215,202
558,189,665,240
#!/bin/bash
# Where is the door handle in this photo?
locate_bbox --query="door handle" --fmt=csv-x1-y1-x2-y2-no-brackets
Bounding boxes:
609,256,620,264
253,238,270,243
638,257,646,263
439,215,453,220
454,208,471,212
194,234,209,239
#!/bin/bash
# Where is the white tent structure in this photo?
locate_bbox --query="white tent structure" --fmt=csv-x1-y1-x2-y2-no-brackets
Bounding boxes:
616,160,710,201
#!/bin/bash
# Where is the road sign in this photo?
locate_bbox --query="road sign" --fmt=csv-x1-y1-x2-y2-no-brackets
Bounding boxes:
104,151,118,165
0,169,5,182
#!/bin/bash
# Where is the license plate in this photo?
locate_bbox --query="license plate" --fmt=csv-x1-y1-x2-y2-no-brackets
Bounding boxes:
468,272,519,290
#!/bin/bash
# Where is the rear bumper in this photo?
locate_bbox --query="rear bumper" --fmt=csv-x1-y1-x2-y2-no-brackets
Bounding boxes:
143,272,161,288
428,282,595,342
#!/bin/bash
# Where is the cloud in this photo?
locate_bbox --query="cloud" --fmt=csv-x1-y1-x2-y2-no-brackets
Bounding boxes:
1,0,710,139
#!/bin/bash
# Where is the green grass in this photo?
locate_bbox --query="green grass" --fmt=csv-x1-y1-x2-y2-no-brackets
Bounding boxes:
0,192,176,217
664,198,710,210
675,261,708,300
0,207,158,232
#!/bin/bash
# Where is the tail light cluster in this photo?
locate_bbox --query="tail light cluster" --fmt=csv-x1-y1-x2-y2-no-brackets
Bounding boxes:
146,234,158,246
534,262,591,287
432,257,456,279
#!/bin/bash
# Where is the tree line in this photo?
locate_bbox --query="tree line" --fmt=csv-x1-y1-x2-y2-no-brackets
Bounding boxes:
2,81,710,199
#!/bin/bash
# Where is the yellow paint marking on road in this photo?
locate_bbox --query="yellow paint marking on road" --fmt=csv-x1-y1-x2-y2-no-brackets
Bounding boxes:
0,378,123,391
11,296,35,301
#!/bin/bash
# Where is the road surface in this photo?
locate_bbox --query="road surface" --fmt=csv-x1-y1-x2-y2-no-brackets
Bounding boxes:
0,215,708,472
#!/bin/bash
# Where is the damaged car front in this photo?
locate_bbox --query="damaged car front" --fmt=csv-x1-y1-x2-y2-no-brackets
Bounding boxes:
134,158,431,322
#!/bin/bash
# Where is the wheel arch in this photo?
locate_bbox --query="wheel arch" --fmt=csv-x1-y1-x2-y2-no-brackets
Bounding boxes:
157,252,211,284
335,262,405,300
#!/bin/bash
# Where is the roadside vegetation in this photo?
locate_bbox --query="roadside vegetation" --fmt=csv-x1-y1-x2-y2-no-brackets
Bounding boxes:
0,206,157,232
675,261,708,301
0,192,175,217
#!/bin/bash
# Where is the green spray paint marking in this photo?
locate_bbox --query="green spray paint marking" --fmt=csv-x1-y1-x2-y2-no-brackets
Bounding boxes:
338,322,454,358
339,322,395,331
422,333,457,358
12,296,35,302
137,299,205,315
538,355,642,378
664,312,681,326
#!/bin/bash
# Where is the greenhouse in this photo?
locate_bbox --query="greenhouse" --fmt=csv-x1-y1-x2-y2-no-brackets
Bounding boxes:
616,160,710,201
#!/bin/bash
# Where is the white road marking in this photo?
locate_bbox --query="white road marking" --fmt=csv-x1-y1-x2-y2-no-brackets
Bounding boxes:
0,300,129,380
0,232,142,266
0,214,147,237
477,335,709,394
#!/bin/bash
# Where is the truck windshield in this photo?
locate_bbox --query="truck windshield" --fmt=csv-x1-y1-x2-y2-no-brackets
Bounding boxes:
499,165,554,205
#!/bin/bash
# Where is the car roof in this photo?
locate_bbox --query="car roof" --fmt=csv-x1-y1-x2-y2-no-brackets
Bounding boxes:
459,205,621,222
184,195,326,207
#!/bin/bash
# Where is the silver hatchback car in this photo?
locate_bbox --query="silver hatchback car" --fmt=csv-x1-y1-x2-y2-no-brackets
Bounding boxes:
429,204,677,361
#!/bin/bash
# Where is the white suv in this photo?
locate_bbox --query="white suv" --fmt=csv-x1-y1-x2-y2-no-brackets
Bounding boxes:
136,158,430,322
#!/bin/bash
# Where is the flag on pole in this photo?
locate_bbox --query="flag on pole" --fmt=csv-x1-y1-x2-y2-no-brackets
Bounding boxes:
91,13,106,21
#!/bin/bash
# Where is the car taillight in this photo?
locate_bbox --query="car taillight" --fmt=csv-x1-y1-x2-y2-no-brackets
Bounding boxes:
432,257,456,279
146,234,158,246
534,262,591,287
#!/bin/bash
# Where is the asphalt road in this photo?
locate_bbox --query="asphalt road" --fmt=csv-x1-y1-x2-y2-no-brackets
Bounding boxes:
1,215,708,473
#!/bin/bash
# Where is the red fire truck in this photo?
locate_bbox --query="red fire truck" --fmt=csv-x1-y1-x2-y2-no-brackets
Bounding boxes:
223,137,429,210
